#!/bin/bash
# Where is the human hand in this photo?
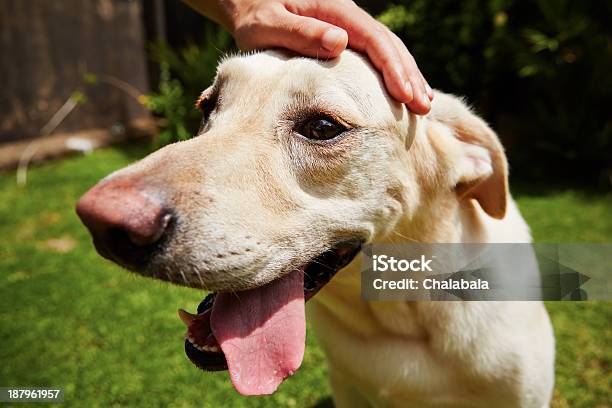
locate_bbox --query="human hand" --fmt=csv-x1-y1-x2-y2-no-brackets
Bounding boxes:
185,0,433,114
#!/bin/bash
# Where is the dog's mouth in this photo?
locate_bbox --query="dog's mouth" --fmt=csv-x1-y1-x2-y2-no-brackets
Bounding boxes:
178,239,362,396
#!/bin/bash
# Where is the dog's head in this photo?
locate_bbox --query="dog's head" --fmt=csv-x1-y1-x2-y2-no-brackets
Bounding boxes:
77,50,507,290
78,51,411,290
76,50,508,394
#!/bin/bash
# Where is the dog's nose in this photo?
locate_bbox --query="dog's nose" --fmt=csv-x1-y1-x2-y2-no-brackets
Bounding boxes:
76,178,172,267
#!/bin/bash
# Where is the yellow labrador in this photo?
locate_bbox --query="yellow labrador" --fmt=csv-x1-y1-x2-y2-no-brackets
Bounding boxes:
77,50,555,407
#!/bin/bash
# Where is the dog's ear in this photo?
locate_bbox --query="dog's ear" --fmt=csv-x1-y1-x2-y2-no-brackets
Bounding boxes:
195,86,218,125
430,94,508,219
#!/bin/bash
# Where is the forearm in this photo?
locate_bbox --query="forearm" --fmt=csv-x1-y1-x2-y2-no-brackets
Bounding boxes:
182,0,238,30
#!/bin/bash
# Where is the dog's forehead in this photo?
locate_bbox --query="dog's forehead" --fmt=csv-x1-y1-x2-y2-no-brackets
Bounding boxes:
216,51,393,112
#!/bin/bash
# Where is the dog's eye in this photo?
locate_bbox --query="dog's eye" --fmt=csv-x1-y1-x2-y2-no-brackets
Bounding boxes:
300,117,345,141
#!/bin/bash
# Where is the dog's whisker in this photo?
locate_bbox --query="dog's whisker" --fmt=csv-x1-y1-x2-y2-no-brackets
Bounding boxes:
195,269,206,287
179,269,189,287
390,230,420,243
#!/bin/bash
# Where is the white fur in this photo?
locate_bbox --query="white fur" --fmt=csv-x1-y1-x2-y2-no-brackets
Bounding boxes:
102,50,555,407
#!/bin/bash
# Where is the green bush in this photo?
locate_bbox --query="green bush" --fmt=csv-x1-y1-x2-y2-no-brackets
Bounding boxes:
145,26,233,147
376,0,611,185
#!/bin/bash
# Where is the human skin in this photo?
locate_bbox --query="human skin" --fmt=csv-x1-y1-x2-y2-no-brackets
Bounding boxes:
183,0,433,114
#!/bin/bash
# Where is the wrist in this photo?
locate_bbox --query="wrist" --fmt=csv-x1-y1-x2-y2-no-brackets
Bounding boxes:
210,0,252,34
183,0,243,32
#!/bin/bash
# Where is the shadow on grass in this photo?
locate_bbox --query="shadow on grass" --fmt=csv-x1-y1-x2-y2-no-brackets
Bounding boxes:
311,396,334,408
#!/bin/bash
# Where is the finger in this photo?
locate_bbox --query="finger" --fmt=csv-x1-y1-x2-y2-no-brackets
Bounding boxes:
278,12,349,57
237,6,348,58
417,66,433,101
389,30,432,101
358,22,415,104
387,30,431,114
425,83,434,100
296,3,415,104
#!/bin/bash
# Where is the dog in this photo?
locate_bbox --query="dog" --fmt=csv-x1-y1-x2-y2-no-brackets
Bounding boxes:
77,50,555,407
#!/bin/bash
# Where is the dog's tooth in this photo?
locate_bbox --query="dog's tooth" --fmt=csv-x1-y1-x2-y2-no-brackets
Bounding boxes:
178,309,197,327
200,344,220,353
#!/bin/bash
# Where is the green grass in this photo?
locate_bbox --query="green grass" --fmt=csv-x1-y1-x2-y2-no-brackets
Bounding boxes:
0,145,610,407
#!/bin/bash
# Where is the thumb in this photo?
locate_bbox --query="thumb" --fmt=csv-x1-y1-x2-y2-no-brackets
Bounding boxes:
265,12,348,57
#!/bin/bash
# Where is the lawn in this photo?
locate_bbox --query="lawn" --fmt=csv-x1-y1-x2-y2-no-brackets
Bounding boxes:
0,144,610,407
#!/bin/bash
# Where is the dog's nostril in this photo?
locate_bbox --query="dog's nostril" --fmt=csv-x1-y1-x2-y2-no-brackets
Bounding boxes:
125,212,173,247
90,210,174,268
105,210,173,247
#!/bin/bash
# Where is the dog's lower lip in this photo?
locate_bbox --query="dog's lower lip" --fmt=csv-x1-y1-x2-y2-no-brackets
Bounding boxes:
184,340,228,371
303,239,363,301
183,239,363,372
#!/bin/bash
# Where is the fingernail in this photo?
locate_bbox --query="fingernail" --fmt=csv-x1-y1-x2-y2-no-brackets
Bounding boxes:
322,28,346,52
425,83,433,97
403,80,414,102
422,93,431,108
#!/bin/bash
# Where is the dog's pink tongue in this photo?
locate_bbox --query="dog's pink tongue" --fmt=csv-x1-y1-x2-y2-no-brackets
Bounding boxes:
210,270,306,396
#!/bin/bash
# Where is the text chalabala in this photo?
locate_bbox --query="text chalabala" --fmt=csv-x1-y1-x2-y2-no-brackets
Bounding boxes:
371,255,490,290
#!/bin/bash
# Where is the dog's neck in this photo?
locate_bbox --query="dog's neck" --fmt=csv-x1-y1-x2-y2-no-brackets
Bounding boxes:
311,198,484,338
390,195,489,244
